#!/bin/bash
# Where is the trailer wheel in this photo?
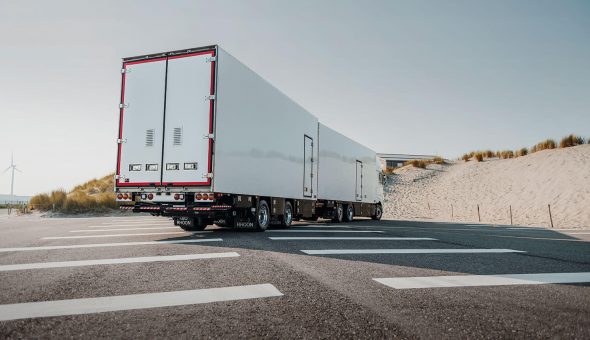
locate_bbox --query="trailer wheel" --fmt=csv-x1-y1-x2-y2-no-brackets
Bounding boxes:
372,204,383,221
254,200,270,231
332,205,343,223
178,217,207,231
343,205,354,222
280,201,293,228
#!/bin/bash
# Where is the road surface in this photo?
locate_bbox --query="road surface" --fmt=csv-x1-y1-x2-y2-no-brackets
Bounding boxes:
0,215,589,338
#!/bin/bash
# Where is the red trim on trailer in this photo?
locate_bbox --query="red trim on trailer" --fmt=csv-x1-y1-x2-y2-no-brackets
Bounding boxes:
124,56,167,66
168,50,214,60
116,182,154,187
115,49,216,188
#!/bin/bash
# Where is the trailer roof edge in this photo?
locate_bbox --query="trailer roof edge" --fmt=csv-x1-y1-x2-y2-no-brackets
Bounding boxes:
122,45,218,62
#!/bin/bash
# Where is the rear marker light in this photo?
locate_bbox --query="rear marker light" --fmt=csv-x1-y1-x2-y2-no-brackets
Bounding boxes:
184,162,198,170
123,193,129,199
208,193,214,200
174,194,181,200
129,164,141,171
117,193,123,199
196,193,202,200
166,163,179,171
146,164,158,171
147,193,154,200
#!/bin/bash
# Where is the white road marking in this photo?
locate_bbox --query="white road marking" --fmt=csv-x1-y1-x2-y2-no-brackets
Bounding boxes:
490,235,588,242
301,248,525,255
88,223,172,228
42,231,203,240
267,230,384,233
567,232,590,235
0,284,282,321
374,272,590,289
72,227,178,232
0,252,239,272
101,221,165,224
269,237,437,241
0,239,223,252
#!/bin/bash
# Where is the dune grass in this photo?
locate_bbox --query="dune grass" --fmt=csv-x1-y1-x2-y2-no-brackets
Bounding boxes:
404,157,446,168
530,139,556,153
461,134,586,162
29,174,116,214
559,134,585,148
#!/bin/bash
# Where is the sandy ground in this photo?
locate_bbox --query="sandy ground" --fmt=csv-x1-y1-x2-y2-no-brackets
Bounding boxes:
383,144,590,229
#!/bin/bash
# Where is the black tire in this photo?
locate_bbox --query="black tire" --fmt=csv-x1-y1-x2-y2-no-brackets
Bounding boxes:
254,200,270,231
331,204,343,223
372,204,383,220
178,217,207,231
280,201,293,228
343,205,354,222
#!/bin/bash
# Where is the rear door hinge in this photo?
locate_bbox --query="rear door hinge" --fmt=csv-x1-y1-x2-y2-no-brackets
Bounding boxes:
117,138,127,144
121,68,130,74
203,133,214,140
205,56,216,63
119,103,128,109
205,95,216,101
202,173,213,178
114,174,126,180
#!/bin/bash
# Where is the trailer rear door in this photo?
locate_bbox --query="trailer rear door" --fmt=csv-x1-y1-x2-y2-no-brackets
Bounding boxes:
116,58,167,186
116,50,215,188
162,52,215,186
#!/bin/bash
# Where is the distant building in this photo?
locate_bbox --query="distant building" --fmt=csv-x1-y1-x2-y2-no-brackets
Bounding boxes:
377,153,437,169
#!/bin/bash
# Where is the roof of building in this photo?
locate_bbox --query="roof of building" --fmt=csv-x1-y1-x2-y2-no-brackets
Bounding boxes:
377,153,437,161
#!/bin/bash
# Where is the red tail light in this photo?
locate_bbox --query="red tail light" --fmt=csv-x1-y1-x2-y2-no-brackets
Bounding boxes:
208,193,215,200
117,193,123,199
147,193,154,200
174,194,180,200
123,193,129,199
196,193,202,200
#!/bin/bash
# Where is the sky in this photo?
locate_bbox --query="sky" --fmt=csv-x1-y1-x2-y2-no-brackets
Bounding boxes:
0,0,589,196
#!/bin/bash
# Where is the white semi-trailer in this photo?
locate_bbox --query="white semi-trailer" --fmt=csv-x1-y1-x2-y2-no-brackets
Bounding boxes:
115,45,384,231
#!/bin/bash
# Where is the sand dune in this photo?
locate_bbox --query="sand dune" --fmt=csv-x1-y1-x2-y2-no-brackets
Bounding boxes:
383,144,590,229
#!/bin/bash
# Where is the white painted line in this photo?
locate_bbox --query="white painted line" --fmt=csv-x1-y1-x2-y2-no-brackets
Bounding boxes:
72,227,179,232
0,252,239,272
101,221,164,224
567,232,590,235
301,248,525,255
0,283,282,321
374,272,590,289
267,230,384,233
42,231,203,240
0,239,223,252
269,237,437,241
89,223,171,228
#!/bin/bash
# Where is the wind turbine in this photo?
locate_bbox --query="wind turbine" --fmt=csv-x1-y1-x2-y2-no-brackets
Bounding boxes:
2,153,22,197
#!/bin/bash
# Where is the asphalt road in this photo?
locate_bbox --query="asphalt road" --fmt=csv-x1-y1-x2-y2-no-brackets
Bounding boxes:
0,214,589,339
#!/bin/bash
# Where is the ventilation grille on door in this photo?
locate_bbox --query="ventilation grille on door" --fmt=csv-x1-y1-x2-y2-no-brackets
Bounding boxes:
173,127,183,146
145,129,155,147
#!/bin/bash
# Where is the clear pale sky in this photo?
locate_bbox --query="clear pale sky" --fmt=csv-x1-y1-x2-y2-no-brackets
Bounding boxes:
0,0,588,196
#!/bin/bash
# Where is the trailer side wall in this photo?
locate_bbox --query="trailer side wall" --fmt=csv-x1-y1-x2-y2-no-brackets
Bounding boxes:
317,123,380,203
213,48,319,199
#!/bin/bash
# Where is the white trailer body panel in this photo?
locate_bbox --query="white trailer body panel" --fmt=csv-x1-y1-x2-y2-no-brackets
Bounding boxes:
317,124,380,203
162,52,214,185
212,48,318,200
117,59,167,185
